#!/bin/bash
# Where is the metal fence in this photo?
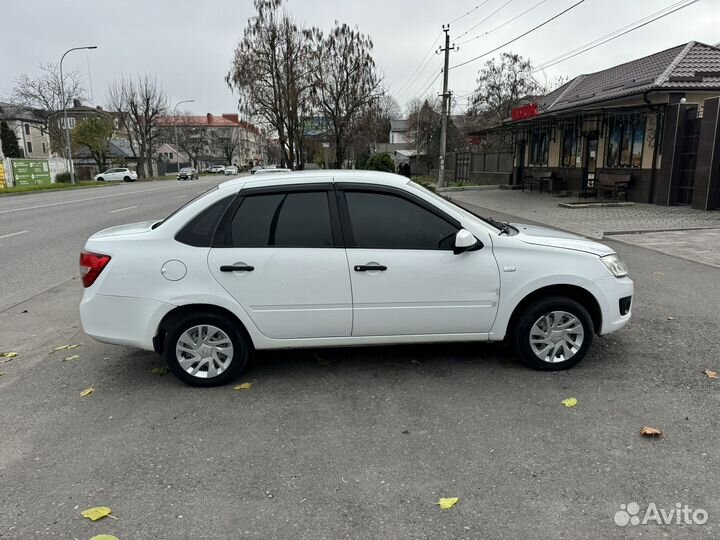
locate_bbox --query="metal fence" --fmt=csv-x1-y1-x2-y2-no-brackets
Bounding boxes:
454,151,513,183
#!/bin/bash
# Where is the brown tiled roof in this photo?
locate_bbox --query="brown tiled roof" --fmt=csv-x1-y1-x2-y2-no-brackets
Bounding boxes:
534,41,720,116
158,113,261,134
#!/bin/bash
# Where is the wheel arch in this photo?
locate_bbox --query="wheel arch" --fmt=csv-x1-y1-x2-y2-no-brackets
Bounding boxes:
506,284,602,338
154,303,254,354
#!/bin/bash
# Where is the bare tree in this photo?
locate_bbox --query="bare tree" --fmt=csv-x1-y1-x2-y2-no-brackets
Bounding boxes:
308,22,382,168
470,52,543,126
11,62,86,153
107,75,168,178
219,127,243,165
226,0,314,169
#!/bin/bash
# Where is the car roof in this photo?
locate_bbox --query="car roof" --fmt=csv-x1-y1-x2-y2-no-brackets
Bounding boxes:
218,170,410,191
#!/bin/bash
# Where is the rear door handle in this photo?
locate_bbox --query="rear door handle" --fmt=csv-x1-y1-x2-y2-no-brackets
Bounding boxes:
220,265,254,272
354,264,387,272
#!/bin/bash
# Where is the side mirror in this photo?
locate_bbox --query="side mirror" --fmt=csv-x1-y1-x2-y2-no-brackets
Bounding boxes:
453,229,482,255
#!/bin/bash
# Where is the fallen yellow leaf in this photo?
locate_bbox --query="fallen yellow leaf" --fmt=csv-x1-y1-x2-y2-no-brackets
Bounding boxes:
81,506,112,521
438,497,459,510
90,535,120,540
63,355,80,361
2,352,17,358
703,369,718,379
640,426,662,437
410,359,421,365
66,344,80,350
53,345,70,351
234,382,253,390
562,397,578,407
151,367,169,375
80,388,94,397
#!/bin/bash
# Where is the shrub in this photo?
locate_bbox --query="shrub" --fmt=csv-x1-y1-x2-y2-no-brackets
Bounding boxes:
55,172,72,184
365,152,394,173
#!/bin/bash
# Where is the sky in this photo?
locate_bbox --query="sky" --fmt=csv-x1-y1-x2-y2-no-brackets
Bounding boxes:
0,0,718,120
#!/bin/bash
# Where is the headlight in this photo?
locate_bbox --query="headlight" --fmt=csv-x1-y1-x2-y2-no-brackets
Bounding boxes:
600,254,628,277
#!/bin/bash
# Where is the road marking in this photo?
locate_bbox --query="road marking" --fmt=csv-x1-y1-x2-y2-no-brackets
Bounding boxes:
109,205,138,213
0,230,28,239
0,181,216,216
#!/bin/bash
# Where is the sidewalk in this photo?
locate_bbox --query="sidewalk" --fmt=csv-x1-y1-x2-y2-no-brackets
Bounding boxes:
447,188,720,269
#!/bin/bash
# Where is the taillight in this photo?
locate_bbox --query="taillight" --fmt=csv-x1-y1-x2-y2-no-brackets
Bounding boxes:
79,251,111,288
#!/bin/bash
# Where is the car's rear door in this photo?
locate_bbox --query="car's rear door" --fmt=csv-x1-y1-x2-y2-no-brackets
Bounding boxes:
337,183,500,337
208,183,352,339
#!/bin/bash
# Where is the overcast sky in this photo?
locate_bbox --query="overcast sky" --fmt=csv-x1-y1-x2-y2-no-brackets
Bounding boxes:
1,0,717,119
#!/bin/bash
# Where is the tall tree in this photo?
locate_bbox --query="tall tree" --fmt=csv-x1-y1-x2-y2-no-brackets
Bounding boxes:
308,22,382,168
11,62,86,153
219,127,243,165
107,75,168,178
72,117,115,171
0,121,22,158
227,0,314,169
405,98,441,155
470,52,543,126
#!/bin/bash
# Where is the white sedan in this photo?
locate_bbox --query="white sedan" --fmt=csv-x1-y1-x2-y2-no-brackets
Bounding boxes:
79,171,633,386
94,168,138,182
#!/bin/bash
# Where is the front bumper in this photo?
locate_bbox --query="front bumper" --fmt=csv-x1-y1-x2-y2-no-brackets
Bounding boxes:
591,276,634,335
80,289,175,351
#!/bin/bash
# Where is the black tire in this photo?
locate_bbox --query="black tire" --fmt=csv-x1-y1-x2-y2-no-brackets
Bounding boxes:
511,296,593,371
164,311,250,387
97,177,104,182
123,176,134,182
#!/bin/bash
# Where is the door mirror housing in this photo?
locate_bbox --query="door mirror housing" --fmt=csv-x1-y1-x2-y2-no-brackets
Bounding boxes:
453,229,482,254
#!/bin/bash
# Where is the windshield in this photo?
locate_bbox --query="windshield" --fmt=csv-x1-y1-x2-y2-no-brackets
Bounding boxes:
152,186,218,229
407,181,503,231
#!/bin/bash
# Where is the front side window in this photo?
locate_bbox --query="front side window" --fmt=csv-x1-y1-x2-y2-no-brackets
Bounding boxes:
344,191,458,250
229,191,334,248
606,116,645,168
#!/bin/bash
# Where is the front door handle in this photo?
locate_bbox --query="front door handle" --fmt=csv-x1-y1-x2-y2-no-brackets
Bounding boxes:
354,264,387,272
220,264,254,272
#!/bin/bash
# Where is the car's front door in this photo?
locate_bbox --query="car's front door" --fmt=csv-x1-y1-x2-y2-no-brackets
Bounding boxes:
337,184,500,337
208,184,352,339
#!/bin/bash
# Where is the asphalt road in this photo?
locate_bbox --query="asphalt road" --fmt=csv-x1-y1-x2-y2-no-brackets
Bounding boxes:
0,176,229,312
0,187,719,539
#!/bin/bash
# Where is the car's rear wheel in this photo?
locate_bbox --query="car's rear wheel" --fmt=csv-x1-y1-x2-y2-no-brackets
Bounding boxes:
512,296,593,370
123,176,134,182
164,312,249,387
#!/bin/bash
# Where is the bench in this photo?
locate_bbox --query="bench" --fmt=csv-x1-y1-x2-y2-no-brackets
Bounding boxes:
522,173,553,193
595,173,631,200
522,172,565,194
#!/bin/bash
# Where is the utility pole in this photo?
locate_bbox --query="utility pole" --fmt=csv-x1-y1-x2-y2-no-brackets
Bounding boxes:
437,25,456,188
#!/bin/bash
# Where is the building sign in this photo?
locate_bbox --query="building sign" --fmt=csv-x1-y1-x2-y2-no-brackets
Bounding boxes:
511,103,539,121
0,163,5,188
11,159,52,186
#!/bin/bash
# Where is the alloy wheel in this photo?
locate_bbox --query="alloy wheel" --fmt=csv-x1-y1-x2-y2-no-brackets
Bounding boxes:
529,311,585,363
175,324,234,379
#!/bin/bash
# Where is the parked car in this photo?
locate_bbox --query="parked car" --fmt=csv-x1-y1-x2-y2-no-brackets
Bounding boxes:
177,167,198,180
252,168,292,176
79,171,633,387
224,166,239,176
249,165,263,175
207,165,226,174
94,168,137,182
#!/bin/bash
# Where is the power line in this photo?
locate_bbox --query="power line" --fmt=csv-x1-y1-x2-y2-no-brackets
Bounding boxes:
410,69,443,104
448,0,494,25
534,0,699,71
450,0,587,70
457,0,550,45
456,0,515,40
393,31,443,98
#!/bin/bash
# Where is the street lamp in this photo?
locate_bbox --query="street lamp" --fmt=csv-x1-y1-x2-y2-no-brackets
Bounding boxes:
173,99,194,173
60,45,98,184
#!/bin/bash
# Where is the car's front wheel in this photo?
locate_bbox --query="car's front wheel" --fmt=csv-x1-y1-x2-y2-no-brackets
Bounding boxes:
96,177,104,182
512,296,593,370
164,312,250,386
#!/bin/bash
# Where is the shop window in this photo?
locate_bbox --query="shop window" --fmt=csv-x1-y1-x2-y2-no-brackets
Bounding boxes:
560,125,580,167
529,128,549,166
606,117,645,168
